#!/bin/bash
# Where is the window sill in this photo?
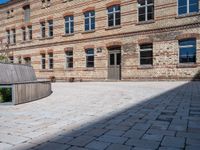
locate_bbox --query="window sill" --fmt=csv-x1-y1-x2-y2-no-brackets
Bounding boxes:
136,20,155,25
176,63,197,68
105,25,121,30
38,37,54,40
8,43,16,46
39,69,54,72
62,33,74,37
82,30,95,34
84,68,95,71
137,65,153,69
21,40,32,44
64,68,74,71
176,12,200,19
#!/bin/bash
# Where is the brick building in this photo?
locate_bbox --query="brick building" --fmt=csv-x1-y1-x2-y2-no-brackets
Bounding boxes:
0,0,200,81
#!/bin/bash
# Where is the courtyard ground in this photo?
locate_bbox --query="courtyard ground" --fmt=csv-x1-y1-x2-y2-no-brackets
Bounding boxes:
0,82,200,150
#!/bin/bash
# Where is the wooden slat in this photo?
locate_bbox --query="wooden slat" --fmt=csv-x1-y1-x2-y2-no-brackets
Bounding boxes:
0,63,37,84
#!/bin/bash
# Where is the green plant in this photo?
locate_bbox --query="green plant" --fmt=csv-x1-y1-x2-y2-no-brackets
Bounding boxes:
0,87,12,103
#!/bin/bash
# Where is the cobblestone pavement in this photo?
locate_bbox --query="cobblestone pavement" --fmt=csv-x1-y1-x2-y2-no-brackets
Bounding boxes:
0,82,200,150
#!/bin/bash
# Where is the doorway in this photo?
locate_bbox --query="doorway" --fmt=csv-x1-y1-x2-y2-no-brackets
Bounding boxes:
108,47,121,80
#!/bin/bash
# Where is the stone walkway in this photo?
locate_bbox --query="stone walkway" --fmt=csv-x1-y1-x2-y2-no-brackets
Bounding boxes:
0,82,200,150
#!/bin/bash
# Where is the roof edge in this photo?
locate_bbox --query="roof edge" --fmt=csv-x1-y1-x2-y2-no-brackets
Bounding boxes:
0,0,24,9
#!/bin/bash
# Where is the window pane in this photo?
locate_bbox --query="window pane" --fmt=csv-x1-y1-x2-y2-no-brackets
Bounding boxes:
110,54,115,65
139,7,145,15
179,6,187,14
140,58,153,65
147,0,154,4
179,39,196,63
178,0,187,6
108,7,114,13
138,0,145,6
148,13,154,20
189,3,199,13
86,49,94,54
85,24,89,31
117,53,121,65
140,44,153,65
115,5,120,11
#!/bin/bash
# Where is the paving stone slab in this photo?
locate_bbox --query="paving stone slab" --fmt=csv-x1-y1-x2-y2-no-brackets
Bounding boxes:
126,139,160,149
161,136,185,148
106,143,131,150
33,142,70,150
86,140,110,150
68,135,95,147
98,135,128,144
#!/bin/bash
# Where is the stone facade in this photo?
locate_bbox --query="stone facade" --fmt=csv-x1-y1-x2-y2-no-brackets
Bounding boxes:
0,0,200,81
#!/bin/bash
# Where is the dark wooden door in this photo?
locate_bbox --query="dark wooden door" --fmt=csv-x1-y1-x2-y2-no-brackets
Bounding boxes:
108,50,121,80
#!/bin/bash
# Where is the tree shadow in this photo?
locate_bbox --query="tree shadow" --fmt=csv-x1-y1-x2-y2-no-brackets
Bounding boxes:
15,81,200,150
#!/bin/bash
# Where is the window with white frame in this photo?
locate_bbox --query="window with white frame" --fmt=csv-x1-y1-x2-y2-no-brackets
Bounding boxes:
28,26,32,40
65,51,73,68
107,5,121,27
140,44,153,65
23,5,30,22
84,11,95,31
178,0,199,15
40,22,46,38
138,0,154,22
41,54,46,69
179,38,196,63
86,48,94,68
11,29,16,44
65,16,74,34
48,53,54,69
48,20,53,37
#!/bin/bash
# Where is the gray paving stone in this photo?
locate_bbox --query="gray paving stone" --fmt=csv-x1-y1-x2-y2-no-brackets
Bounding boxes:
126,139,160,149
68,146,89,150
33,142,70,150
105,130,125,136
106,143,131,150
142,133,163,141
132,123,151,131
0,143,13,149
49,135,74,144
131,148,154,150
68,135,95,147
84,128,108,137
176,132,200,140
147,129,175,136
161,136,185,148
186,138,200,146
123,129,146,138
185,145,200,150
158,147,182,150
98,135,128,144
0,134,30,145
86,140,110,150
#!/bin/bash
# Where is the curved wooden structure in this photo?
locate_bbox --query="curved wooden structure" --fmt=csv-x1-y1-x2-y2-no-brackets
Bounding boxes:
0,63,52,105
